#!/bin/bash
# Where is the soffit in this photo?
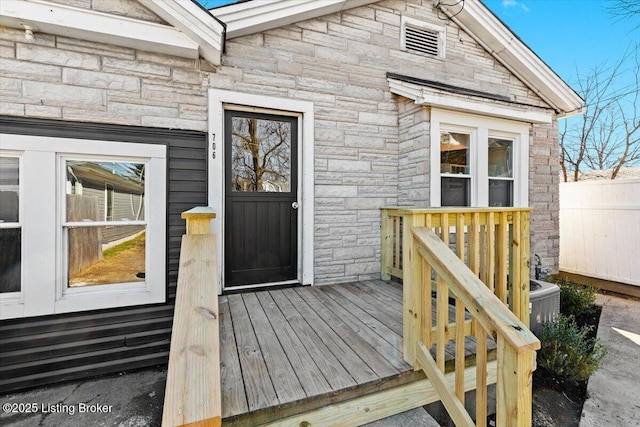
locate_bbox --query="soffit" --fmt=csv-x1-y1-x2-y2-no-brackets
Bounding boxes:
0,0,224,64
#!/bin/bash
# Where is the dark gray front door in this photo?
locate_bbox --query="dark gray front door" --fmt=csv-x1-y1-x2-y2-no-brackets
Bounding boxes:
224,111,298,288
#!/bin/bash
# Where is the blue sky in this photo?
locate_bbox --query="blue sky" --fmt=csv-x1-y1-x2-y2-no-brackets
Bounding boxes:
200,0,638,90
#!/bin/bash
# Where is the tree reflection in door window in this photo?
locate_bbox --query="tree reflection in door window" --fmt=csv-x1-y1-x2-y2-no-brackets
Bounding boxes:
231,117,291,192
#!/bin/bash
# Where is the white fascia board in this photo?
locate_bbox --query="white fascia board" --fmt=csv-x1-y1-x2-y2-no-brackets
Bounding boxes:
438,0,584,115
139,0,224,65
388,78,552,123
215,0,378,39
0,0,200,59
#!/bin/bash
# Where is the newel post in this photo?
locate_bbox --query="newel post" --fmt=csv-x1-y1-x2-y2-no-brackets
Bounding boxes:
181,207,216,235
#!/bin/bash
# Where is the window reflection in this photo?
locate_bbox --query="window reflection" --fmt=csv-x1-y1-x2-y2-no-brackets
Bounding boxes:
488,138,513,178
0,157,19,223
68,227,145,287
231,117,291,192
0,157,20,294
440,132,470,175
0,229,20,293
66,161,145,222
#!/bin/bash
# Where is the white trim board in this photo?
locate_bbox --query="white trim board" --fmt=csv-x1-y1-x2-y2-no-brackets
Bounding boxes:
208,89,315,293
213,0,582,116
0,0,223,64
388,77,553,124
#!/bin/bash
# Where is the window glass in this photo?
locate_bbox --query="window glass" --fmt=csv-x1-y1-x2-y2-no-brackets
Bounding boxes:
231,117,292,192
66,161,145,222
0,157,19,222
65,160,146,287
0,157,20,294
0,229,20,293
68,227,146,287
488,138,513,178
489,180,513,207
441,177,470,207
440,132,470,175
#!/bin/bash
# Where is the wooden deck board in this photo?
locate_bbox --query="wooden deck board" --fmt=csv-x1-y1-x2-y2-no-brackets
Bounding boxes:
241,293,306,404
254,291,332,397
312,287,406,370
218,296,248,418
338,283,404,327
297,287,400,378
313,285,403,351
220,280,492,424
226,294,278,411
284,288,381,383
269,290,357,391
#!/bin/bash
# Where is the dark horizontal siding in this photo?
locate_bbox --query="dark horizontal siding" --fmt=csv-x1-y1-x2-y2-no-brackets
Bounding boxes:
0,116,207,394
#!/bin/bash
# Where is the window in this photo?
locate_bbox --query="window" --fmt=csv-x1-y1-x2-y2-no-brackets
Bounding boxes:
0,134,166,319
0,155,21,306
401,17,446,59
431,109,529,208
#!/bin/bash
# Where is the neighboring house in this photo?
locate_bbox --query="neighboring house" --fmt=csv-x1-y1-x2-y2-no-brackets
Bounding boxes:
0,0,582,392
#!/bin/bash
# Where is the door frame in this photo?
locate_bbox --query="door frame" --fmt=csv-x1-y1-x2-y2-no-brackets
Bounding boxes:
208,89,315,294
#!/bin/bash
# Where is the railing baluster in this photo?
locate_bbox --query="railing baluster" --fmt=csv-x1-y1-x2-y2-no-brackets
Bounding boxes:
496,211,508,304
511,211,522,320
487,212,496,293
475,323,488,427
454,213,466,403
520,211,531,328
436,274,448,373
381,212,391,281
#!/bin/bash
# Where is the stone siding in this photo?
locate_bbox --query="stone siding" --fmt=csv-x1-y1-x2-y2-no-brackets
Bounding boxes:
211,0,555,282
0,27,209,131
0,0,562,281
398,98,430,206
530,121,561,272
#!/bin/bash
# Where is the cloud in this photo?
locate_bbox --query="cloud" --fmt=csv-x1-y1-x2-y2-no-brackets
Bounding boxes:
502,0,530,12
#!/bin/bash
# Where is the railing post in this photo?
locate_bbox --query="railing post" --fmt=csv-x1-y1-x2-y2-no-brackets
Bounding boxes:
496,337,535,427
181,206,217,235
520,211,531,328
402,211,425,367
163,207,220,427
380,209,391,281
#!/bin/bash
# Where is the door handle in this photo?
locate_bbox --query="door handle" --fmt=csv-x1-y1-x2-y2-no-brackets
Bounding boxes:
292,201,299,209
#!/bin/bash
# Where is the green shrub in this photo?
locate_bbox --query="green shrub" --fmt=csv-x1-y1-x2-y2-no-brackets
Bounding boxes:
538,314,606,382
554,278,597,318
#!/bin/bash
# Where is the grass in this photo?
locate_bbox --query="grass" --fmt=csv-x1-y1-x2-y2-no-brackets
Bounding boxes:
103,232,146,258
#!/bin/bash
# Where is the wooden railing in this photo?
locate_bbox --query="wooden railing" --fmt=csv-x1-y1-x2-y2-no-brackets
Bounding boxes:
410,226,540,426
162,207,220,427
381,207,532,326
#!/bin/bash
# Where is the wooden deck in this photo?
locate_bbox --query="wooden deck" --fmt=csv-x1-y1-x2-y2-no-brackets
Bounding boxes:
219,280,495,425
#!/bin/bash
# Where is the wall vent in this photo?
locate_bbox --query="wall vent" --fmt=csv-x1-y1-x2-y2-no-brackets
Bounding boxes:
405,25,439,56
401,17,445,59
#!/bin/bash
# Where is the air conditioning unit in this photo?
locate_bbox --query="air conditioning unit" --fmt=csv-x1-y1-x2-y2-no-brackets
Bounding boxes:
529,279,560,337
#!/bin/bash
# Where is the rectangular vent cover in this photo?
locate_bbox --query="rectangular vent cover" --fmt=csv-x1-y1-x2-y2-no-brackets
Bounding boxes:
405,25,440,57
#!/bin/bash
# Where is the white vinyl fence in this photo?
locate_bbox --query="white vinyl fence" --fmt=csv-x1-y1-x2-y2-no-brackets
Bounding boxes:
560,178,640,287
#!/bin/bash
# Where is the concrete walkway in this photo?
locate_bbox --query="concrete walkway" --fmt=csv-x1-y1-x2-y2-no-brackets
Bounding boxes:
580,293,640,427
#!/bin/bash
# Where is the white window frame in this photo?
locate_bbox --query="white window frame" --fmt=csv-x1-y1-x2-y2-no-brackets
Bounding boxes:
400,16,446,60
0,152,24,317
0,134,166,320
430,109,529,208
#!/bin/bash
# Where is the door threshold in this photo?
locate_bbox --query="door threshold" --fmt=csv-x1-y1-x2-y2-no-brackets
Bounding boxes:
223,280,305,295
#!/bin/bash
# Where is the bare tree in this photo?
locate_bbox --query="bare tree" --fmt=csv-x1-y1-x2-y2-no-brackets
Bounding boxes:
559,46,640,181
607,0,640,29
231,118,291,191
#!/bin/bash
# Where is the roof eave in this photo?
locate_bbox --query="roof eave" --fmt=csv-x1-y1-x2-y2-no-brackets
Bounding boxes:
0,0,201,59
139,0,224,65
214,0,378,39
438,0,585,116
